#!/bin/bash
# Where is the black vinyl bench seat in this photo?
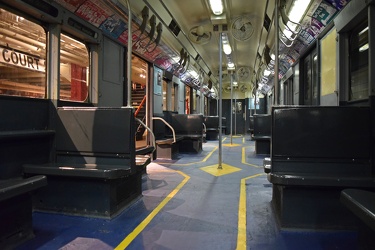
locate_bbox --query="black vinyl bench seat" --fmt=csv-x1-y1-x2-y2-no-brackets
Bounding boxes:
23,155,150,179
265,106,372,230
204,116,219,140
23,161,143,219
170,114,204,154
23,163,131,179
174,134,202,140
156,138,177,145
153,113,204,159
0,175,47,249
341,189,375,249
341,189,375,231
136,145,155,155
252,135,271,140
22,107,147,219
269,174,375,187
153,113,204,160
0,175,47,202
0,130,55,140
154,136,183,160
156,136,184,145
136,155,151,170
252,114,271,155
153,114,181,160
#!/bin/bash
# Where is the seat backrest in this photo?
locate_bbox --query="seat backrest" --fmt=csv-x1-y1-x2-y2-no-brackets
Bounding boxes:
204,116,219,129
56,107,135,155
272,106,371,159
253,114,271,137
171,114,203,135
152,113,167,140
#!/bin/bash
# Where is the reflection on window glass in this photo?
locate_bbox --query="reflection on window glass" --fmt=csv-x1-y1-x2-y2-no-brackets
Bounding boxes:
0,8,46,98
349,22,368,101
312,53,318,105
171,84,176,111
192,89,197,111
162,80,167,111
304,57,312,105
60,34,89,101
185,86,190,114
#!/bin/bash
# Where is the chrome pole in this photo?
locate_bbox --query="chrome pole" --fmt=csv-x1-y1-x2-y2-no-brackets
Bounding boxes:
230,72,233,144
200,72,204,114
125,0,132,107
218,33,223,169
274,0,280,105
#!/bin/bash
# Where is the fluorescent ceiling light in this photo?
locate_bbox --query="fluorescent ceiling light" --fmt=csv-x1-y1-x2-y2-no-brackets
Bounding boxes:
227,62,234,68
283,0,312,39
172,56,180,62
264,69,271,77
223,43,232,55
209,0,223,15
359,27,369,36
189,70,199,78
288,0,311,23
359,43,369,52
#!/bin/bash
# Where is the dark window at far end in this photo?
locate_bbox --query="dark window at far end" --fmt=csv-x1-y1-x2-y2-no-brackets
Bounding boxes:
349,21,368,101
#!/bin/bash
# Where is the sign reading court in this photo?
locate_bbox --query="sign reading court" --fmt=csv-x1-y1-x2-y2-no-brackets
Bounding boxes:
0,46,45,72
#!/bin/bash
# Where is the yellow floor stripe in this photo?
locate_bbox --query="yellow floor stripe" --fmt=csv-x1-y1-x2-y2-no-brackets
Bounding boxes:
223,143,241,147
241,146,261,168
156,146,218,166
115,171,190,249
232,135,243,138
237,173,265,250
200,163,242,176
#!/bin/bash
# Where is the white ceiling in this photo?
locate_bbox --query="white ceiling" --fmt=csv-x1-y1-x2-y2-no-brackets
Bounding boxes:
130,0,278,89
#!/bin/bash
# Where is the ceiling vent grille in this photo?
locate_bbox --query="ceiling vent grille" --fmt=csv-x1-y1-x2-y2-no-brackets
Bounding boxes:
169,19,181,37
213,24,228,33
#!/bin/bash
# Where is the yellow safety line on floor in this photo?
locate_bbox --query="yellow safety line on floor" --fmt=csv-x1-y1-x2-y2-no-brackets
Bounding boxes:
223,143,242,147
115,170,190,249
200,163,242,176
237,173,265,250
156,145,219,166
241,146,262,168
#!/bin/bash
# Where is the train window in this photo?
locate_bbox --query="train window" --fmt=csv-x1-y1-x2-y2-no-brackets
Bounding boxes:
59,34,89,102
185,86,190,114
172,83,178,112
312,53,318,104
192,89,197,112
162,79,178,111
283,78,293,105
303,55,312,105
171,84,175,111
302,49,318,105
0,8,46,98
349,22,368,101
162,80,167,111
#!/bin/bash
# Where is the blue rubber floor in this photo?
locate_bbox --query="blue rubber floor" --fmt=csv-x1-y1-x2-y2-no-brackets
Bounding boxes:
17,135,358,249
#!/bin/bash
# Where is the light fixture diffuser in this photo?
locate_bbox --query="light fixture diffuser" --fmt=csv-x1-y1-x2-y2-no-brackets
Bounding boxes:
209,0,224,15
223,43,232,55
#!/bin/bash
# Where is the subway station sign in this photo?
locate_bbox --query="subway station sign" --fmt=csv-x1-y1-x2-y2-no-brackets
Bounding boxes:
0,46,45,72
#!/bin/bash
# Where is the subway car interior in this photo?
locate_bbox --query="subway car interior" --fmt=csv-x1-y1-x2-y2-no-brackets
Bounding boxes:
1,0,375,249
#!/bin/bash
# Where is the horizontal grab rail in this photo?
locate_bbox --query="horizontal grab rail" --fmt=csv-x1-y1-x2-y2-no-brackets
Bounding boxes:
135,117,156,152
152,117,176,143
202,122,206,133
